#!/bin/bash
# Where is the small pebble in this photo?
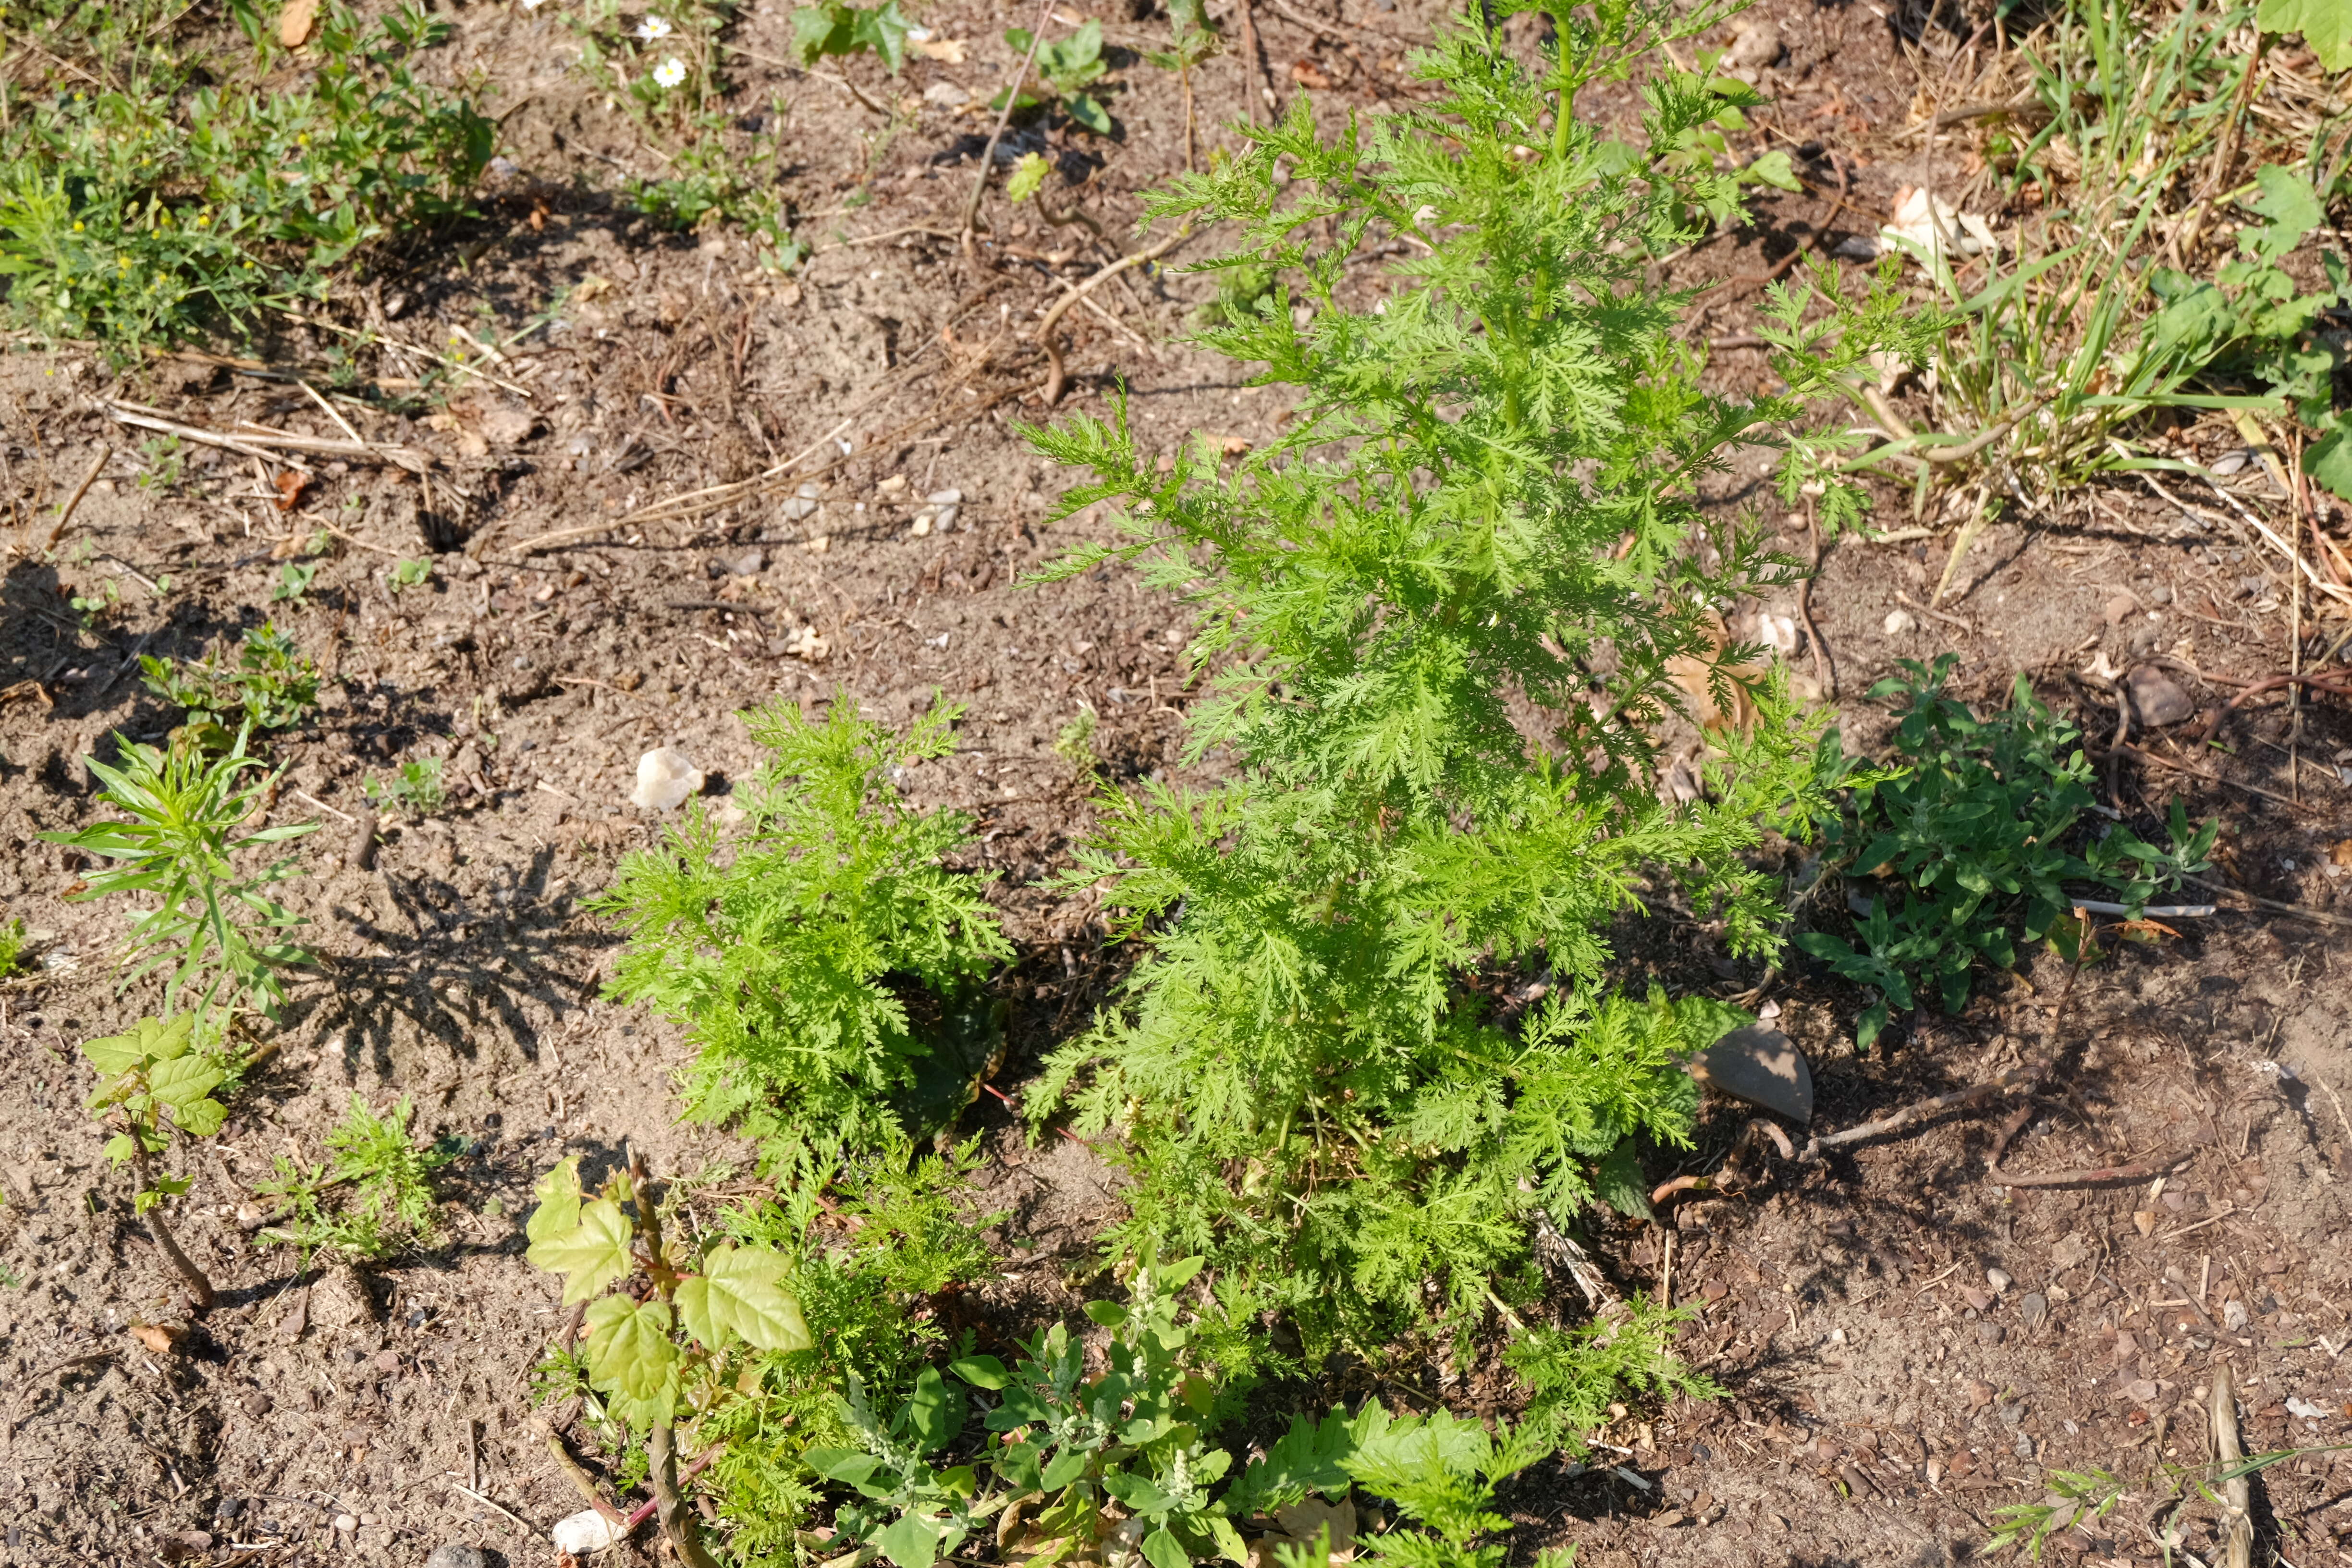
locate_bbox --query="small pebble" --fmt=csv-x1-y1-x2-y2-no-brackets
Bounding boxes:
1882,608,1916,636
1985,1267,2011,1294
1961,1286,1993,1312
1977,1321,2005,1346
359,1513,379,1527
2223,1298,2250,1332
334,1514,358,1533
426,1545,488,1568
2019,1292,2048,1328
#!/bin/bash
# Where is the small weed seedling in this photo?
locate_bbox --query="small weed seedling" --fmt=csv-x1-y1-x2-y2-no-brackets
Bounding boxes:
140,622,321,742
0,918,28,976
365,756,448,818
1985,1466,2125,1559
594,695,1011,1177
386,556,432,593
527,1153,812,1567
81,1014,231,1307
43,731,318,1026
996,19,1113,135
1052,706,1100,775
270,559,319,607
792,0,914,72
255,1093,456,1260
1799,656,2217,1048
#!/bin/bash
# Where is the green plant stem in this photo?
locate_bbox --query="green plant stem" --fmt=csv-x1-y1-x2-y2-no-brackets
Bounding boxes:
130,1148,216,1310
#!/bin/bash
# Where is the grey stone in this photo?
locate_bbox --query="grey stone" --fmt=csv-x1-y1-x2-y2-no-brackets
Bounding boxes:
1691,1026,1813,1125
2125,665,2195,727
2020,1292,2048,1328
1977,1320,2005,1346
426,1546,488,1568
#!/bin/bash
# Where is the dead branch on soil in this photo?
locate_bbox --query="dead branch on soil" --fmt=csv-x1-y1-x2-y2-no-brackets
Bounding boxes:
1797,1063,2039,1163
98,399,432,474
1038,229,1192,405
1989,1149,2193,1188
31,444,109,553
2212,1363,2255,1568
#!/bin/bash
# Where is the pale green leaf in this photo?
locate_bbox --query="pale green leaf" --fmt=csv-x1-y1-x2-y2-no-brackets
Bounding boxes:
2259,0,2352,70
675,1241,812,1351
147,1052,226,1112
873,1512,941,1568
583,1294,678,1400
175,1096,227,1138
526,1197,634,1303
526,1156,583,1244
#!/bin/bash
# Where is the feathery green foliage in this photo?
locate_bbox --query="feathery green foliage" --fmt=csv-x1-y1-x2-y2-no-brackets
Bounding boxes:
44,732,317,1026
594,696,1012,1178
255,1092,458,1260
1022,0,1935,1354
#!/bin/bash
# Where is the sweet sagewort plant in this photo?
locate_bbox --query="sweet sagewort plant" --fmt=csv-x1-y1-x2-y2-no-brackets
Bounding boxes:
1026,0,1938,1357
593,696,1013,1178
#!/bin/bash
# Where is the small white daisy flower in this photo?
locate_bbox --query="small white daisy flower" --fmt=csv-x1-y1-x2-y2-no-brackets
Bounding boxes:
651,54,687,86
634,14,672,38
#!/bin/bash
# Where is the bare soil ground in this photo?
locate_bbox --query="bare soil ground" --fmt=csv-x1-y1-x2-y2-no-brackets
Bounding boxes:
4,0,2352,1563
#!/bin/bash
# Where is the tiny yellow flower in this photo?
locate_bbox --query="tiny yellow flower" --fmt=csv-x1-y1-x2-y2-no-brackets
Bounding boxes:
72,220,83,232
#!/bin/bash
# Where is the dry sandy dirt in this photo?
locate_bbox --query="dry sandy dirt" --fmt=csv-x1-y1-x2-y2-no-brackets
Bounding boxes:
4,0,2352,1563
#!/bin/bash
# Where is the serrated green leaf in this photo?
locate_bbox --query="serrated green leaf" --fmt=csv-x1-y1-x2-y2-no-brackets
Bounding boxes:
2259,0,2352,69
526,1197,634,1303
83,1015,189,1076
147,1052,226,1111
175,1096,227,1138
674,1240,812,1352
526,1156,583,1244
583,1294,678,1401
103,1133,137,1163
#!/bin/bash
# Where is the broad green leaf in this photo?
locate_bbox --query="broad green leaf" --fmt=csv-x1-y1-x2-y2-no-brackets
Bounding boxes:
2242,165,2325,262
583,1294,678,1400
904,1366,963,1453
147,1052,226,1111
873,1511,942,1568
950,1353,1010,1389
2305,422,2352,502
83,1015,189,1076
527,1197,634,1303
1592,1138,1654,1220
526,1156,583,1244
1742,149,1802,191
175,1097,227,1138
804,1447,883,1487
1082,1300,1128,1327
1142,1529,1189,1568
103,1133,137,1164
1041,1448,1092,1490
2259,0,2352,69
1065,93,1113,135
674,1241,812,1352
849,0,912,72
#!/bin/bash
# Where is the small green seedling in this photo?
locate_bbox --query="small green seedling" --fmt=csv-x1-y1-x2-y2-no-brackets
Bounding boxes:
791,0,913,72
140,622,321,739
43,730,318,1025
270,559,319,606
997,19,1112,135
527,1153,812,1565
365,756,447,818
0,918,27,976
387,556,432,592
82,1014,231,1307
1052,706,1099,774
257,1093,456,1260
68,576,123,630
1985,1466,2124,1559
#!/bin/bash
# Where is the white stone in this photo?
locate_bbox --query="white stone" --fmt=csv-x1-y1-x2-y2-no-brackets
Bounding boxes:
630,747,704,811
1883,609,1916,636
551,1508,627,1555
